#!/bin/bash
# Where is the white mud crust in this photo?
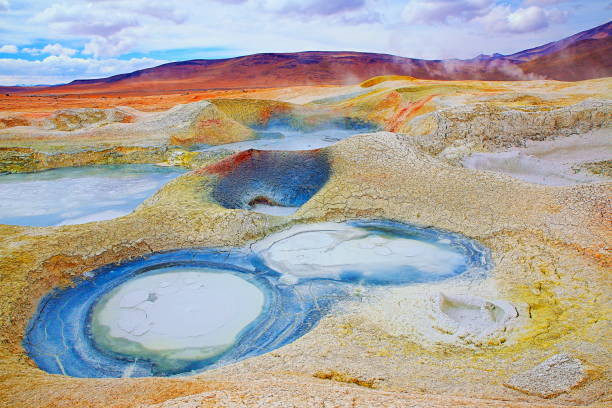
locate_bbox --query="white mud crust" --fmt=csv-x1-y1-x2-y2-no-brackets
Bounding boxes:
431,293,518,345
462,129,612,186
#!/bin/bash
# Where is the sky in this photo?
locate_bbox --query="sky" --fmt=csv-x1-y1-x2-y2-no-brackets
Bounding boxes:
0,0,610,85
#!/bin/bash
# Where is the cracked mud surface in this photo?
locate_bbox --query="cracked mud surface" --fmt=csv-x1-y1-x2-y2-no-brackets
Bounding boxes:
0,76,610,407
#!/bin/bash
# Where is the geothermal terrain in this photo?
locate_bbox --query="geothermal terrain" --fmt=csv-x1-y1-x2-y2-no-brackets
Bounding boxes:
0,23,611,408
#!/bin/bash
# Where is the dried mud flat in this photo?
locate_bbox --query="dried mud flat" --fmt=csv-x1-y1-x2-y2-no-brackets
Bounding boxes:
0,76,610,408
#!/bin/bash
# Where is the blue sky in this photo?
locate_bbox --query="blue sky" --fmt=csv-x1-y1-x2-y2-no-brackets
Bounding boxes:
0,0,610,85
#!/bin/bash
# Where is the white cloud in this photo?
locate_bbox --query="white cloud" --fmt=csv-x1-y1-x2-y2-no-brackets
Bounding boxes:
0,44,18,53
249,0,379,24
23,43,78,56
0,55,166,85
505,6,549,32
402,0,567,34
543,8,569,23
524,0,569,5
260,0,366,16
475,5,567,34
42,43,77,56
136,3,187,24
402,0,493,24
33,1,187,34
0,0,8,12
30,1,190,58
33,3,140,37
83,36,135,58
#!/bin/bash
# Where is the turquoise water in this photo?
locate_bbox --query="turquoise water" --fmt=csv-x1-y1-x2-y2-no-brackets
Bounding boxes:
0,164,187,226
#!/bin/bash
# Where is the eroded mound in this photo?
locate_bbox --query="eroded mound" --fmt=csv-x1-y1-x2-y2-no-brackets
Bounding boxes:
45,108,135,131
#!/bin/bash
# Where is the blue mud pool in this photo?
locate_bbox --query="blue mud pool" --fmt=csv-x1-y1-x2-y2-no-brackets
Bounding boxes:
24,220,491,378
211,150,330,215
0,164,186,226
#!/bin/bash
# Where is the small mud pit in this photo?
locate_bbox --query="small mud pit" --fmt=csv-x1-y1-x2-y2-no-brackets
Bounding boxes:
207,149,330,215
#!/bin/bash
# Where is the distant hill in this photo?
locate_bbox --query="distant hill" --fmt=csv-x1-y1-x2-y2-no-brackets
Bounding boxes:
505,20,611,62
3,21,610,95
0,85,42,93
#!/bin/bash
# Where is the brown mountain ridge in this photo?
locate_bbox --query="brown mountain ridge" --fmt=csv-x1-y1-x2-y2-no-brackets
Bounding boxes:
3,21,610,95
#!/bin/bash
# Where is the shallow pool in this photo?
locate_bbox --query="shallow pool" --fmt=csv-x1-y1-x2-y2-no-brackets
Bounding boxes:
197,125,374,152
0,165,187,226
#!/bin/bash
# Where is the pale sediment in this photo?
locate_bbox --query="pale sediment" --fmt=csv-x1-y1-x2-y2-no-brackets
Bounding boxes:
462,129,612,185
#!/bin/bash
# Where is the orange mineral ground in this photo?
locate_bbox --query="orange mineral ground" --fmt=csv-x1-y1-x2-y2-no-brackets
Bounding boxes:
0,85,345,113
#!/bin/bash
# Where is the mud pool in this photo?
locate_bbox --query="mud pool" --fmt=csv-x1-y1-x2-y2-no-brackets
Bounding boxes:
209,150,330,216
24,220,491,378
198,125,376,152
0,165,187,226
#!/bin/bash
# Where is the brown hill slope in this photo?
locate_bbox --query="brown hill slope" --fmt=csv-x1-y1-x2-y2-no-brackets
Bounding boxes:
4,21,610,95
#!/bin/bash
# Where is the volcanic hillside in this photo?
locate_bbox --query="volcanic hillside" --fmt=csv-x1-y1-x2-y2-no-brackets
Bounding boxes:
4,21,611,95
